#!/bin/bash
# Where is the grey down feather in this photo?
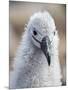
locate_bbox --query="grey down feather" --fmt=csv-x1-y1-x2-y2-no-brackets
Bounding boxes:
10,11,62,89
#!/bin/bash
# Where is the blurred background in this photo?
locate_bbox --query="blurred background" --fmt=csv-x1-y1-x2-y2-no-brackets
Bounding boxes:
9,1,66,85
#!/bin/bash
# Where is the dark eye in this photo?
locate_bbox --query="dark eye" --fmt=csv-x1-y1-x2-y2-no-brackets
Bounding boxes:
54,31,55,35
33,30,37,35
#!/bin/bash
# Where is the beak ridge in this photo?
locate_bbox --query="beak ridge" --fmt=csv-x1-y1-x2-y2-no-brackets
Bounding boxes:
40,37,51,66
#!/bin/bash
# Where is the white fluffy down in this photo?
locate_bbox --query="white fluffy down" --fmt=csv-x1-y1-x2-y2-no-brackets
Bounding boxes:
10,11,62,89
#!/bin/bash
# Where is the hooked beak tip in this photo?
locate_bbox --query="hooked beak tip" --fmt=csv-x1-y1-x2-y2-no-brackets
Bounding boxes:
47,54,51,66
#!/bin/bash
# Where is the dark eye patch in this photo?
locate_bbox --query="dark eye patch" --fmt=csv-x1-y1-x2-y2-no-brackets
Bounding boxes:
33,30,37,35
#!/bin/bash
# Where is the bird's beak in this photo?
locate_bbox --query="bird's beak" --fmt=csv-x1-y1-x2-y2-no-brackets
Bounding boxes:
40,37,51,66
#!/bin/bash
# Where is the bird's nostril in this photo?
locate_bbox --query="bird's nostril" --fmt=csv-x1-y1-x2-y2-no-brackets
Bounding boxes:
45,36,51,45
